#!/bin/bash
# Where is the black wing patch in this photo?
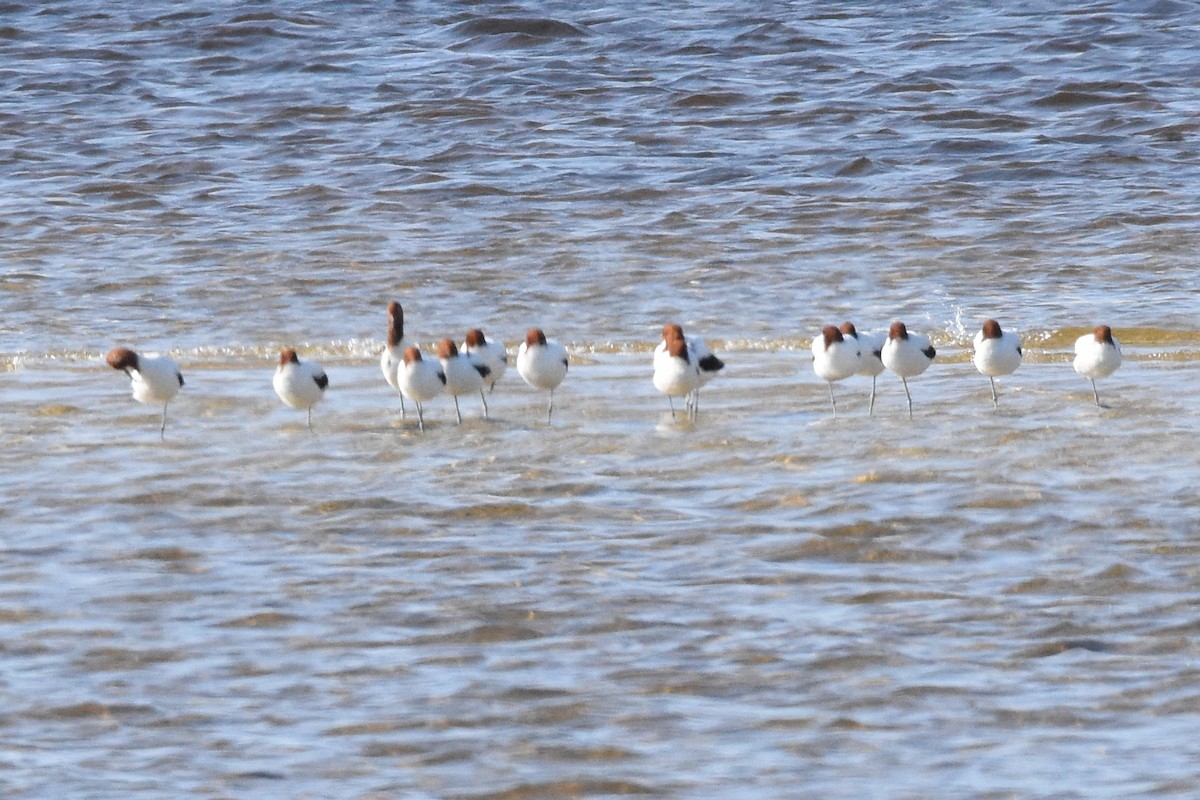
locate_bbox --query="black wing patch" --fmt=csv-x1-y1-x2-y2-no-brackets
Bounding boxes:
698,354,724,373
314,373,329,390
923,346,936,360
437,370,447,385
177,371,185,387
475,365,491,379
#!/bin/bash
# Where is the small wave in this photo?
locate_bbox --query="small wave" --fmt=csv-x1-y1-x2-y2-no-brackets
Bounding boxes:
1032,81,1151,109
871,79,954,94
1028,37,1092,54
927,137,1009,155
25,702,159,721
132,11,211,31
301,62,352,74
835,156,874,177
269,104,353,121
450,17,590,39
671,91,749,109
198,21,307,51
919,110,1033,131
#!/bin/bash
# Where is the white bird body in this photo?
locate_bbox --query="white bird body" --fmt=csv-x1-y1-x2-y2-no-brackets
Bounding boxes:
653,333,722,388
439,338,490,423
881,321,936,418
108,349,183,406
1073,325,1122,406
653,335,700,420
847,328,886,378
380,346,401,391
654,323,723,414
882,323,935,379
973,319,1023,408
106,347,184,438
812,326,861,383
839,323,885,415
380,301,411,416
462,329,507,392
517,328,568,421
398,345,446,432
973,324,1023,377
811,325,861,416
273,349,328,429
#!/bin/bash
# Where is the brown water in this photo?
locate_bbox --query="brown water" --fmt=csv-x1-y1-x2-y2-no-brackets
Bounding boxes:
2,2,1200,797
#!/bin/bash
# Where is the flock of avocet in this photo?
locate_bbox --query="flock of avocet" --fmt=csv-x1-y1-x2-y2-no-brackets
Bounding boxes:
105,300,1124,438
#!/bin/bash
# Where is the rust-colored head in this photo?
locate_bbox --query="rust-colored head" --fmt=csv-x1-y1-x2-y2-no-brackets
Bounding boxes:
402,345,423,365
981,319,1003,339
1094,324,1114,344
465,328,487,348
839,321,858,338
438,338,458,359
386,301,404,346
525,328,548,347
106,347,139,371
279,348,300,366
662,323,685,342
821,325,843,349
666,336,690,360
888,321,909,341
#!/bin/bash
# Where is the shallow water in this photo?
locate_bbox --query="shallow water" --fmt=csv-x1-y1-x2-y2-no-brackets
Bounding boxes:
3,1,1200,798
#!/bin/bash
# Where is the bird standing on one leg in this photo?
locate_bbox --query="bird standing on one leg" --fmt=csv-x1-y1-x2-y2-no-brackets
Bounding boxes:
273,349,328,431
840,322,885,416
106,347,184,440
1073,325,1122,408
516,328,568,422
972,319,1022,409
811,325,861,417
881,321,936,419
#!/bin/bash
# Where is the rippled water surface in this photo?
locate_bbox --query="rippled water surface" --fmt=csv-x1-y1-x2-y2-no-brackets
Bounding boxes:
3,1,1200,797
